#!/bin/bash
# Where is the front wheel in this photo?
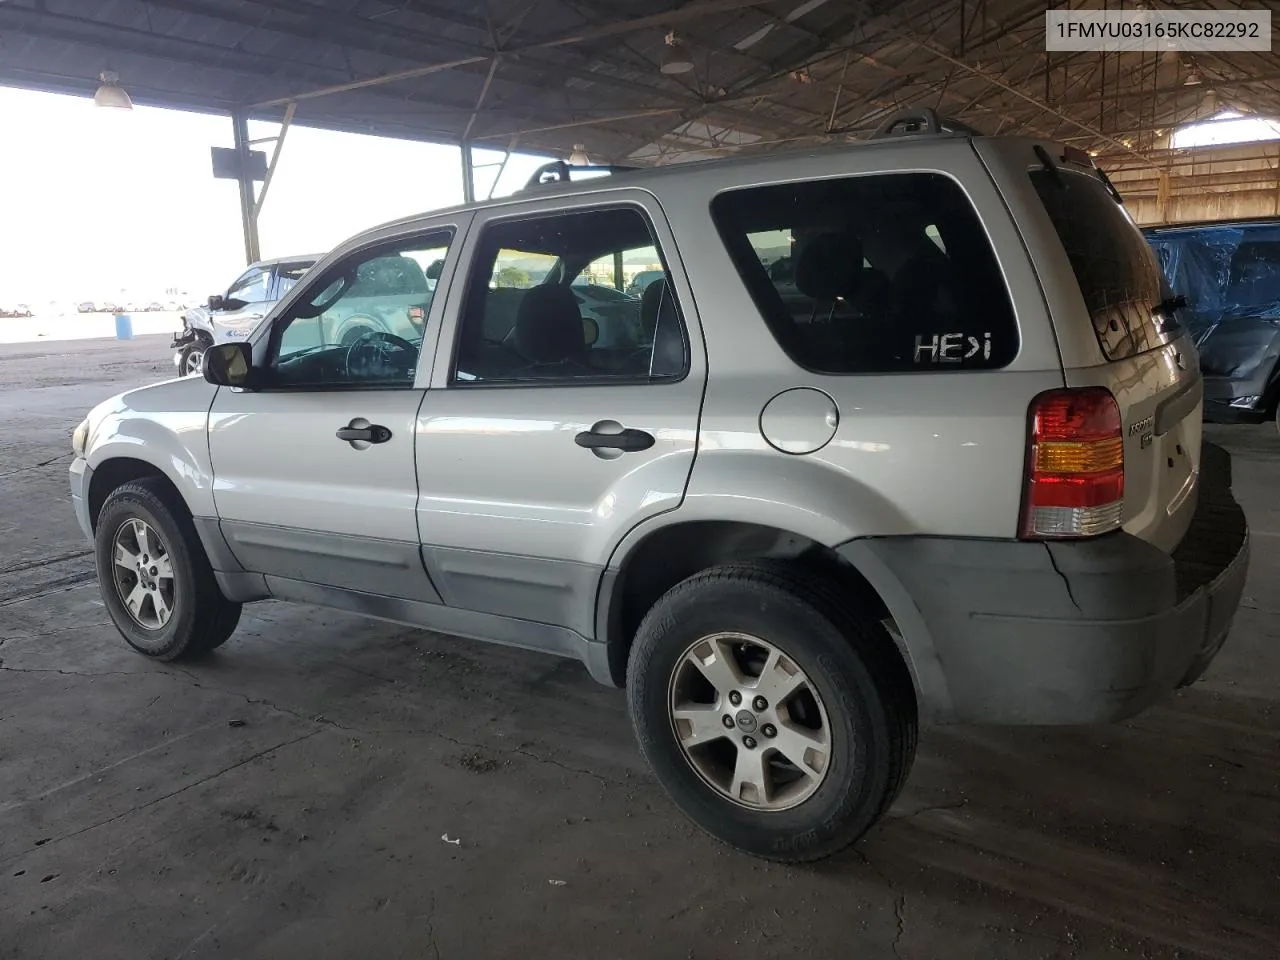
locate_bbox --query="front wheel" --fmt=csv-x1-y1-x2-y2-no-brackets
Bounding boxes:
95,478,241,661
179,342,206,377
627,560,917,862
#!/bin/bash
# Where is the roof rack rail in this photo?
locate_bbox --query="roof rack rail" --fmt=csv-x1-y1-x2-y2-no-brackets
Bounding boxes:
522,159,639,191
870,107,981,140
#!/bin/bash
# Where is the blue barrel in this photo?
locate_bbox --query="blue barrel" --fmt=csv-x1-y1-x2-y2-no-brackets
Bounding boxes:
114,313,133,340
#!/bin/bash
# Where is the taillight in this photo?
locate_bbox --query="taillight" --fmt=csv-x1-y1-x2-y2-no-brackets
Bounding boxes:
1020,387,1124,539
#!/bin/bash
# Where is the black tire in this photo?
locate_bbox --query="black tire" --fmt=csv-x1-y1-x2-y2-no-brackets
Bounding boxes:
179,342,206,377
627,559,917,863
95,478,241,661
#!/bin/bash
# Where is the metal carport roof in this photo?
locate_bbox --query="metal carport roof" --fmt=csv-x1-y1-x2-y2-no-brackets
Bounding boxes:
4,0,1280,240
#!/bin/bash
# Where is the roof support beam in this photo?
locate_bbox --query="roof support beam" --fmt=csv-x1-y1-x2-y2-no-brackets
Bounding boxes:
249,0,775,108
890,31,1163,170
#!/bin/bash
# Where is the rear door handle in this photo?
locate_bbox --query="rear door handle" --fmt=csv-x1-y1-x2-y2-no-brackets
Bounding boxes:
575,425,654,452
336,422,392,444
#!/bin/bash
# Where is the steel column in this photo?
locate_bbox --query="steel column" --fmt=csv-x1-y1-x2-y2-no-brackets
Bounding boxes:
232,110,261,265
461,140,476,204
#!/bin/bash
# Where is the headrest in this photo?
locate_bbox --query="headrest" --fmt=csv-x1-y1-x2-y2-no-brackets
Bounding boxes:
514,285,586,363
794,232,864,301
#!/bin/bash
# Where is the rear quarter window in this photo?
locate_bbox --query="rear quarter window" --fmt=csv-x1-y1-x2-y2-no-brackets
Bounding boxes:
1031,169,1174,360
709,172,1019,373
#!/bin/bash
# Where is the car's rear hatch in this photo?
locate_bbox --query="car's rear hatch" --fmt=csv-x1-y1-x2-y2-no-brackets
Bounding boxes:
978,140,1202,554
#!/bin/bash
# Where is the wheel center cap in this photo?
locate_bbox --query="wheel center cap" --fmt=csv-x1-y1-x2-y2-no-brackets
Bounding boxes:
734,710,758,733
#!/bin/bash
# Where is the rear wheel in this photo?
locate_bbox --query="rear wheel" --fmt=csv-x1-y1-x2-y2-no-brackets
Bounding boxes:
95,479,241,661
627,560,917,862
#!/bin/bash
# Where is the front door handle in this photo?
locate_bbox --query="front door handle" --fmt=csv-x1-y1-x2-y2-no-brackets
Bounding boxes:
336,420,392,445
575,425,654,453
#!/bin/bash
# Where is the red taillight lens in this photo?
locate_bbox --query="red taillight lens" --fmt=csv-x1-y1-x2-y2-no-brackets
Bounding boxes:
1020,388,1124,539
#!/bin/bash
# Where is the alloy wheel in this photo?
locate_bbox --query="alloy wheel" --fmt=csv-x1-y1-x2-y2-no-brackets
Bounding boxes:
110,518,175,629
667,632,832,811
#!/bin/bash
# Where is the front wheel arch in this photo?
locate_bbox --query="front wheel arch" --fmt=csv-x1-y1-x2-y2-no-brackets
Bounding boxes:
87,458,177,533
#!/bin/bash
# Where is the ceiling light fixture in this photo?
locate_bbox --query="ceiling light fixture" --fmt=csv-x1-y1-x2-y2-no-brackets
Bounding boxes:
94,70,133,109
660,31,695,75
1183,66,1203,86
568,143,590,165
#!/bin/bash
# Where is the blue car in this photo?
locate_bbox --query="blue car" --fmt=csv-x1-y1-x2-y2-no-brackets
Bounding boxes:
1145,219,1280,426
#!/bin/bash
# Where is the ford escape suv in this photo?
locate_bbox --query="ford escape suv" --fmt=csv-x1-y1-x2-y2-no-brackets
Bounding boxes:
70,110,1249,863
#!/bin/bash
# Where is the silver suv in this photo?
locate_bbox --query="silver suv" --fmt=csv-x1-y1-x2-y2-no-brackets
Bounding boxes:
69,111,1250,863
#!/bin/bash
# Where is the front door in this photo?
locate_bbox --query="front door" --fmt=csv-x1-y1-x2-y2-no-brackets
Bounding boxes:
208,228,458,601
416,196,706,635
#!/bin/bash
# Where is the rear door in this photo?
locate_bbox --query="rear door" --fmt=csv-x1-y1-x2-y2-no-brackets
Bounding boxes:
414,192,705,635
980,141,1201,553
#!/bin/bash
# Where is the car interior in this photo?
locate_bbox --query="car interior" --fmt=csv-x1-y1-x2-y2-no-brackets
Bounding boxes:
453,207,688,383
713,172,1017,373
270,252,436,386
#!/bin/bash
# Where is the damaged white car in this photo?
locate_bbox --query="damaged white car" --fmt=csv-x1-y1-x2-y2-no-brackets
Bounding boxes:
172,256,319,376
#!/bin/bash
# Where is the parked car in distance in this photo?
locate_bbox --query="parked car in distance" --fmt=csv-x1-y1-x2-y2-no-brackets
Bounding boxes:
77,301,97,313
572,282,642,347
171,256,320,376
1145,218,1280,427
70,111,1249,864
625,269,664,296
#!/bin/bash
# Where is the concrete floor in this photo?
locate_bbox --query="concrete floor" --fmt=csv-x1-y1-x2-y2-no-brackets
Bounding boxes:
1,335,1277,960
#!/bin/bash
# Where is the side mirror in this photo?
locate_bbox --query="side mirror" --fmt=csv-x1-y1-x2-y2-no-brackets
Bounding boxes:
208,294,225,311
425,259,444,281
203,342,256,388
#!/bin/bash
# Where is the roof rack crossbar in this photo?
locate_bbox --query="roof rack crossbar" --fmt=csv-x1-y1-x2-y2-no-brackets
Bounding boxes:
523,160,640,190
870,107,982,140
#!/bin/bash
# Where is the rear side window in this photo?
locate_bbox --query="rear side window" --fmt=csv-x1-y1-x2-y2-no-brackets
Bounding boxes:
710,173,1018,373
1031,169,1174,360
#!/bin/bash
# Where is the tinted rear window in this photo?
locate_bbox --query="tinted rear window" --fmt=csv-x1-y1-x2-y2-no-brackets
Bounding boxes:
709,173,1019,374
1031,169,1174,360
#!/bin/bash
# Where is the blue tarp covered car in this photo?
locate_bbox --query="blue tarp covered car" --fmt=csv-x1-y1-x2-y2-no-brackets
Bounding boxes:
1145,219,1280,425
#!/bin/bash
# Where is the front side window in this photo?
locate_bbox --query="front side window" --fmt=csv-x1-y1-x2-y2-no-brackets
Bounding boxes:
710,173,1019,373
267,232,452,388
452,207,688,384
227,268,271,304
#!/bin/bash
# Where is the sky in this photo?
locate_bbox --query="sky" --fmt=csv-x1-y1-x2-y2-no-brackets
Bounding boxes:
1170,110,1280,149
0,86,552,305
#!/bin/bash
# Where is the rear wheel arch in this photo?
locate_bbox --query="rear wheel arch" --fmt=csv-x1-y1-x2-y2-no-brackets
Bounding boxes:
596,519,894,688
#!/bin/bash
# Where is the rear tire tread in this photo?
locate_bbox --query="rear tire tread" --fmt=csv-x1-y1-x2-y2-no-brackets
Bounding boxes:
628,558,918,862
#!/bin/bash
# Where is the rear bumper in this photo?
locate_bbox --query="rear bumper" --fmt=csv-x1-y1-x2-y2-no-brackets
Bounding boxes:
841,442,1249,725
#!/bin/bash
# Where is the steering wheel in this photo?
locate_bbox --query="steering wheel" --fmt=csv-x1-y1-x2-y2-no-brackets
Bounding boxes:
344,330,418,379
